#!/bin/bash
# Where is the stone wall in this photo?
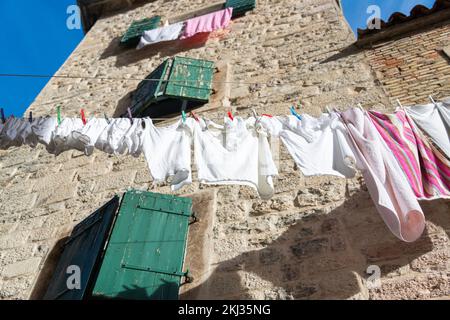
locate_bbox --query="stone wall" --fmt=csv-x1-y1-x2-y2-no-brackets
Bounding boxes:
0,0,449,300
364,20,450,105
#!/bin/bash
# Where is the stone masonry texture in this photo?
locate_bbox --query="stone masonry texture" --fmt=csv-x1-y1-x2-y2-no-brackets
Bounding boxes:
0,0,449,300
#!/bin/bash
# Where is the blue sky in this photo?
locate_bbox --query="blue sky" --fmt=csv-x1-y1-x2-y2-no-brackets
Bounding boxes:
341,0,437,34
0,0,83,117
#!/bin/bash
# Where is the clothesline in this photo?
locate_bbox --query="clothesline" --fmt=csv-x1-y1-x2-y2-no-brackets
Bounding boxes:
1,100,449,244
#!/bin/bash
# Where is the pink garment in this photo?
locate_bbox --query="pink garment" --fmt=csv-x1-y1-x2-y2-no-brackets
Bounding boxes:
180,8,233,40
341,108,425,242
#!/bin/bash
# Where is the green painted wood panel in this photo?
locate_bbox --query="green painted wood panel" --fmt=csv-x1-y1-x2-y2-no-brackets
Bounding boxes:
130,60,170,115
44,196,120,300
225,0,256,17
91,191,192,300
121,16,162,47
165,57,215,101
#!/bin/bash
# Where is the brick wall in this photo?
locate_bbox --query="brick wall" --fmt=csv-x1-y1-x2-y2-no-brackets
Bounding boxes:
0,0,449,300
365,20,450,105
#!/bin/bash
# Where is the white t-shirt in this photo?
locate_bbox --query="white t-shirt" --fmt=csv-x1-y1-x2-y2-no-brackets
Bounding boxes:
260,114,356,178
140,118,193,191
406,103,450,158
193,117,278,200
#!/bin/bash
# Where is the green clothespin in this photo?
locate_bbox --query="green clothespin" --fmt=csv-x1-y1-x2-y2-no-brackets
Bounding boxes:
56,105,62,125
181,110,187,123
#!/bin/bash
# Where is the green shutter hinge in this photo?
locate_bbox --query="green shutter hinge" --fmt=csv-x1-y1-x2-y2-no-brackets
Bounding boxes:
182,268,194,285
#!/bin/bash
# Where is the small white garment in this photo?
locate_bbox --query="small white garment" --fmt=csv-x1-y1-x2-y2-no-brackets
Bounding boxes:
95,118,132,155
260,114,357,178
31,117,58,153
52,118,85,155
193,117,278,200
139,118,193,191
406,102,450,158
72,118,109,156
116,118,143,157
0,117,22,149
136,22,184,49
341,108,425,242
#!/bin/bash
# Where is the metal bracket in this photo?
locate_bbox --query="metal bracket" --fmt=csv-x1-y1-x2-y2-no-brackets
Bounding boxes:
189,212,199,225
122,264,191,280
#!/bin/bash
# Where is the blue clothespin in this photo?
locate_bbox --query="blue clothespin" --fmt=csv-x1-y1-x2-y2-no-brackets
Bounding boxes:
0,108,5,124
29,111,33,123
104,113,111,124
290,106,302,121
127,107,133,125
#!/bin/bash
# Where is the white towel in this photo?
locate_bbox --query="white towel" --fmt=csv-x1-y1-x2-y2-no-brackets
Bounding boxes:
406,102,450,158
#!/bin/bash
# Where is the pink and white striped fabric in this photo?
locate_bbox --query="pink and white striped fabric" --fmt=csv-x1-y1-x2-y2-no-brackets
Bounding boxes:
180,8,233,40
368,110,450,200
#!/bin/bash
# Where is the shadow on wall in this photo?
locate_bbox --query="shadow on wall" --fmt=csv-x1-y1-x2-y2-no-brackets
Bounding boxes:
101,33,211,68
181,188,449,300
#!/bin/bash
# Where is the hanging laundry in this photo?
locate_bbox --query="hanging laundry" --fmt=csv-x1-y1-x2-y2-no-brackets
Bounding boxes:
341,108,425,242
136,22,185,49
180,8,233,40
368,110,450,200
139,118,193,191
406,102,450,159
192,117,278,200
95,118,132,155
116,118,143,157
0,117,23,149
52,118,86,155
260,113,357,179
31,117,58,153
72,118,109,156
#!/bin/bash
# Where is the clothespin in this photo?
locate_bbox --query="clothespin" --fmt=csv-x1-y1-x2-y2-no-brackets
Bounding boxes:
127,107,133,125
190,111,199,122
429,95,437,105
290,106,302,121
56,105,62,125
80,109,87,125
395,99,405,111
29,111,33,123
262,114,273,118
181,110,187,123
325,106,332,114
227,111,234,121
0,108,5,124
357,103,364,111
104,113,111,124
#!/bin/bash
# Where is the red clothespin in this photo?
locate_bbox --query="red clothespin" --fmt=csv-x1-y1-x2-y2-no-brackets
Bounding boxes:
262,114,273,118
190,111,200,122
80,109,87,125
227,111,234,121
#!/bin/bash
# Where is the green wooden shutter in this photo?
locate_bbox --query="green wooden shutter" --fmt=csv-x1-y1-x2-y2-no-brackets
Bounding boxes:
165,57,215,101
121,16,162,47
129,57,215,118
91,191,192,300
43,197,120,300
130,59,170,115
225,0,256,17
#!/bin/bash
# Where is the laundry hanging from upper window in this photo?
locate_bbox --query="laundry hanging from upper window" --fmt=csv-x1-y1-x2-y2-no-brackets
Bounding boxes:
136,8,233,49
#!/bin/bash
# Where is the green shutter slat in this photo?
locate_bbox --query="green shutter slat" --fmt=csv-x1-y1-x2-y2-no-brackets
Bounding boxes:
91,191,192,300
130,56,215,118
225,0,256,17
121,16,162,47
43,197,120,300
